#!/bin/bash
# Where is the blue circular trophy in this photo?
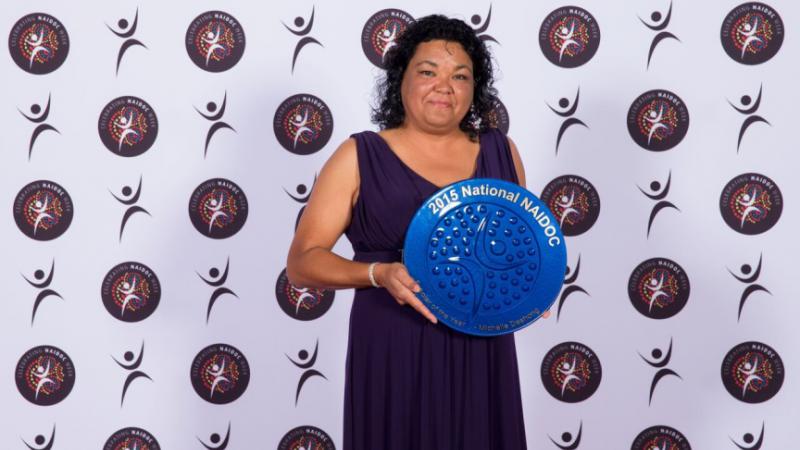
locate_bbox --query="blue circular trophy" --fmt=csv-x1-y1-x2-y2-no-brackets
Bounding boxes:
404,178,567,336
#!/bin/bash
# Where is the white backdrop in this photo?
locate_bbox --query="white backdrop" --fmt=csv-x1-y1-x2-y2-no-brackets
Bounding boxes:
1,0,798,448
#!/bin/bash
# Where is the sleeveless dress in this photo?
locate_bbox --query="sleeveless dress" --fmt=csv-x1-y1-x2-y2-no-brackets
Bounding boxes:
343,128,527,450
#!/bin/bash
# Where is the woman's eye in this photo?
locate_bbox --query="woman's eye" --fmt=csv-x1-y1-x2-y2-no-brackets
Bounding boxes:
454,74,470,81
419,70,435,76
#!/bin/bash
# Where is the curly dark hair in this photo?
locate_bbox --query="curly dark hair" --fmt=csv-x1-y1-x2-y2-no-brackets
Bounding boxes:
371,14,498,140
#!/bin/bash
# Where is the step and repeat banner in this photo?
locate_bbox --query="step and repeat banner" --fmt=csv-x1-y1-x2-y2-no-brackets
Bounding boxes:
1,0,798,448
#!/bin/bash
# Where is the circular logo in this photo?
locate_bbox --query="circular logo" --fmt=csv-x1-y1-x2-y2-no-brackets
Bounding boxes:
628,258,690,319
722,341,784,403
101,262,162,322
103,427,161,450
404,179,567,336
98,96,159,156
627,90,689,151
720,173,783,235
631,425,692,450
190,343,251,404
186,11,246,72
540,175,600,236
274,94,334,155
189,178,249,239
721,3,784,65
276,268,335,321
277,426,336,450
13,180,73,241
8,13,69,74
487,98,510,135
361,9,415,68
541,341,602,402
539,6,600,68
15,345,75,406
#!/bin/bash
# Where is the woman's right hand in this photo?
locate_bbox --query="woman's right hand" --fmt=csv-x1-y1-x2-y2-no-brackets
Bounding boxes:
373,263,438,324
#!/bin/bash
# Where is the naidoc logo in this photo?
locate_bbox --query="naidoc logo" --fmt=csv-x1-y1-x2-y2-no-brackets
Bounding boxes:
13,180,73,241
21,424,56,449
487,97,510,135
628,258,690,319
539,6,600,68
361,9,415,68
189,178,249,239
639,1,680,70
631,425,691,450
731,422,765,450
540,175,600,236
277,426,336,450
101,262,161,322
186,11,245,72
721,341,784,403
276,268,335,321
9,13,69,74
15,345,75,406
98,96,158,156
627,89,689,151
720,173,782,235
549,421,583,449
721,3,783,65
541,341,602,403
103,427,160,450
274,94,334,155
190,343,251,404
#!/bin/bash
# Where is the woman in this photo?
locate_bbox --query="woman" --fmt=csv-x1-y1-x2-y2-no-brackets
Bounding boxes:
287,15,529,449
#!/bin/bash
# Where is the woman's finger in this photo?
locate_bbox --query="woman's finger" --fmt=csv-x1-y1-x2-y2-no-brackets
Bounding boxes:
402,291,437,324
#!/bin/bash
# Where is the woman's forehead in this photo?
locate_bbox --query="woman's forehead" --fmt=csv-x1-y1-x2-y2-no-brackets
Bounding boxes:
410,39,472,67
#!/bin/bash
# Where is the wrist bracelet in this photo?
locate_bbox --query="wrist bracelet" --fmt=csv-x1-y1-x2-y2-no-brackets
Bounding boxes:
368,262,381,288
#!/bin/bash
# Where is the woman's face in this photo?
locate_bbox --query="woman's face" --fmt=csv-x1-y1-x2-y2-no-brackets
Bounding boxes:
400,39,475,134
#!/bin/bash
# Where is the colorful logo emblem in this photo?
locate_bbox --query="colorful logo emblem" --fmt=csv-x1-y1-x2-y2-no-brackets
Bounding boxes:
721,3,783,65
275,268,335,321
15,345,75,406
627,90,689,151
628,258,690,319
101,262,161,322
539,6,600,68
9,13,69,74
277,426,336,450
631,425,691,450
186,11,245,72
720,173,782,235
189,178,249,239
190,344,251,404
98,96,159,156
274,94,334,155
103,427,161,450
361,9,415,68
722,341,784,403
541,341,602,402
540,175,600,236
487,97,510,135
13,180,73,241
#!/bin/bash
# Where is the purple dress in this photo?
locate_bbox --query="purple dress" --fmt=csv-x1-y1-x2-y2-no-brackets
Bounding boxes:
343,129,527,450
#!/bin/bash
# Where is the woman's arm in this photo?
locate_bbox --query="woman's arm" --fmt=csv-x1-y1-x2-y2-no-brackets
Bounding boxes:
285,136,438,323
286,138,366,289
507,136,527,188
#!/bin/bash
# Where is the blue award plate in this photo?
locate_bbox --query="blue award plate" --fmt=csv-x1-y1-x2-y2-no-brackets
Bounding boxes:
404,178,567,336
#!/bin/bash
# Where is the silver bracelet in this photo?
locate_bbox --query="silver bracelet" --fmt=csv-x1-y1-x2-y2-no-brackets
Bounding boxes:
368,262,381,288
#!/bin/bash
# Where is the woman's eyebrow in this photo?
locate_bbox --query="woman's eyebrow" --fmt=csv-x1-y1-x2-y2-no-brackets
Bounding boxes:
415,60,473,72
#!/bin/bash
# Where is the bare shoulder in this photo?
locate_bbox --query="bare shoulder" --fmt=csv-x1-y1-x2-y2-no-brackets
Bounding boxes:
505,135,527,188
319,136,360,205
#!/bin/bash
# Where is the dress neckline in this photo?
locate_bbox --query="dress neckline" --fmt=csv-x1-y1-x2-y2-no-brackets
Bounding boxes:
368,130,485,190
